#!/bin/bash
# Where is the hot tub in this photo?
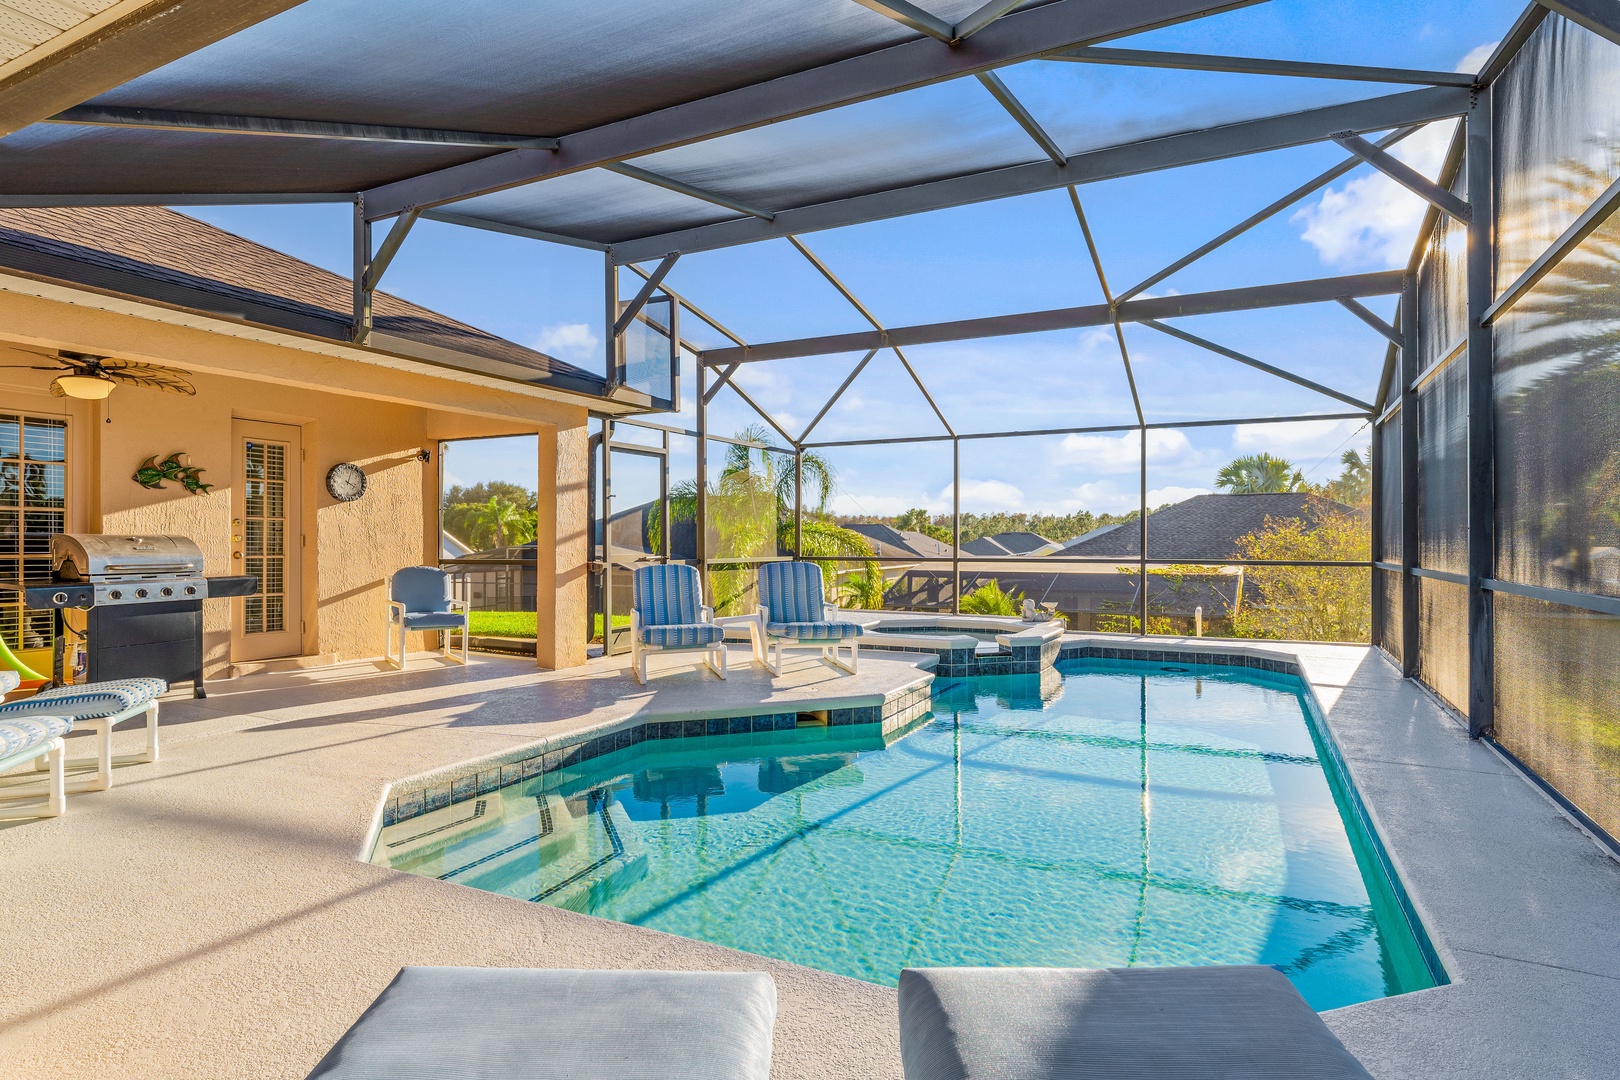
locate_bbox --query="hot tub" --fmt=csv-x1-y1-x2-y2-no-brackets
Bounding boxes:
844,612,1065,678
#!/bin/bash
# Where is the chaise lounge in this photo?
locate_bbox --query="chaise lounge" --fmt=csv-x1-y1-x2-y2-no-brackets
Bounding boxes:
305,967,776,1080
0,711,70,819
898,964,1375,1079
0,670,164,792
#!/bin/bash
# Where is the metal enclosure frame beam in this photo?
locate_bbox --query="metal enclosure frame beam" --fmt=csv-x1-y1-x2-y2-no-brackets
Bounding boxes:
1052,46,1477,86
1465,93,1496,737
362,0,1262,220
1539,0,1620,49
1400,273,1420,676
608,87,1471,262
701,271,1405,364
44,105,560,148
1332,132,1473,223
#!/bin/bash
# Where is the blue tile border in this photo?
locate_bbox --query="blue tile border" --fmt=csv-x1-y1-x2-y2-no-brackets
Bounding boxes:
380,678,934,827
380,641,1303,827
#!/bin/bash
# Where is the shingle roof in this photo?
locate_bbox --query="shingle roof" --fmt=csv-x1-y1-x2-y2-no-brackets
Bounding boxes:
0,205,604,394
1055,493,1354,561
844,523,956,560
960,536,1012,557
989,530,1056,554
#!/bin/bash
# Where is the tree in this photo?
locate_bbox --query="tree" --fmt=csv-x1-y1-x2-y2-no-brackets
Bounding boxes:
1216,453,1309,494
895,507,953,544
1229,496,1370,642
657,426,876,615
960,579,1023,616
1323,448,1371,507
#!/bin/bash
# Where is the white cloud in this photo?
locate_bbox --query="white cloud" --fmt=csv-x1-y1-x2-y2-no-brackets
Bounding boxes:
534,322,600,362
1058,428,1191,470
1231,419,1367,470
1292,43,1494,270
1064,481,1136,515
946,479,1026,512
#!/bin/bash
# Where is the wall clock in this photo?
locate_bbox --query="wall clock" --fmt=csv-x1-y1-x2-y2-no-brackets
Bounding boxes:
326,462,367,502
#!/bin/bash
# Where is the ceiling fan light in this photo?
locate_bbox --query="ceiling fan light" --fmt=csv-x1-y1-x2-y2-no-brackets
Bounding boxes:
55,374,115,400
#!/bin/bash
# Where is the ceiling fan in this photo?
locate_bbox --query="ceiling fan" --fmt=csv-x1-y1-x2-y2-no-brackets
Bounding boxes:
0,349,196,400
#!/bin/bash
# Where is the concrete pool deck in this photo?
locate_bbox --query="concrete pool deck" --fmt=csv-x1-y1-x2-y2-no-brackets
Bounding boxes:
1,638,1616,1077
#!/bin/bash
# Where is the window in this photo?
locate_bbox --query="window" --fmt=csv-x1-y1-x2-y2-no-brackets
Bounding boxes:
0,413,66,654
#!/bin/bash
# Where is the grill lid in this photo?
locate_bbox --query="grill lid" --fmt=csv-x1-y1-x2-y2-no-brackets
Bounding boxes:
52,533,206,580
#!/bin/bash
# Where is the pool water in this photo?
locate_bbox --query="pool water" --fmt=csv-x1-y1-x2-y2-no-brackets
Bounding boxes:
372,658,1438,1010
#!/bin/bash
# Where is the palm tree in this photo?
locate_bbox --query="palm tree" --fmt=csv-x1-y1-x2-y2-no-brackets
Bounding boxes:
473,495,534,548
1215,453,1308,494
1326,449,1371,506
652,426,877,614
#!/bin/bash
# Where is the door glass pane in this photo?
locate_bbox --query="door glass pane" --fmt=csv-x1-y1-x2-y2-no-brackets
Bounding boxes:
0,413,66,657
243,439,289,635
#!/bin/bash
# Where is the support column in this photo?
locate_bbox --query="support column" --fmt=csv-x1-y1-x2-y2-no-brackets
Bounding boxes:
351,200,372,344
1400,272,1420,677
1465,91,1496,737
793,447,804,559
536,417,590,670
951,437,961,614
1139,425,1148,635
1370,397,1385,651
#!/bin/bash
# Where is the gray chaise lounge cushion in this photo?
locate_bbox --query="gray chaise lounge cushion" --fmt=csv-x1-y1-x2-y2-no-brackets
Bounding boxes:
306,967,776,1080
899,965,1375,1079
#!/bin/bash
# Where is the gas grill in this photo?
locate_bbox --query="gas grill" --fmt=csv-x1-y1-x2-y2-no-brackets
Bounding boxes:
0,534,257,698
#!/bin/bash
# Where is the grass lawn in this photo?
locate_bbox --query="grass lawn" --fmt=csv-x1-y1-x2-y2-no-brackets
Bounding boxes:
467,611,537,638
465,611,631,640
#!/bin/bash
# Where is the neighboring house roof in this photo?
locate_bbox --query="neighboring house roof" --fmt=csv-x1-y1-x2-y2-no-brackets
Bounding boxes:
0,205,606,397
440,530,473,560
1055,493,1353,561
988,530,1059,555
1065,522,1122,547
960,536,1012,557
844,523,956,560
887,566,1243,616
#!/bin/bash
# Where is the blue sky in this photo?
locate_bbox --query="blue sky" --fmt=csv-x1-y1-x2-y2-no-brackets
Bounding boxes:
182,0,1526,520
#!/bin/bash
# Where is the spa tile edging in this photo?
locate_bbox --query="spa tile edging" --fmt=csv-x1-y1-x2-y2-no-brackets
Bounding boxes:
379,675,935,828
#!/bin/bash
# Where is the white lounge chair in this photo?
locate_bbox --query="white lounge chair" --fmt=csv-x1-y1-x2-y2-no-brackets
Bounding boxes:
629,564,727,684
386,566,469,669
751,561,862,677
0,713,69,819
0,671,163,792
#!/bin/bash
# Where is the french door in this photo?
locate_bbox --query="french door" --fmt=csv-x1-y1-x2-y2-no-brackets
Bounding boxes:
231,419,304,661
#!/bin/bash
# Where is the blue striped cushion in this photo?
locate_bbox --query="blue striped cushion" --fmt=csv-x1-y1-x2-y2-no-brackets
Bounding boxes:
0,677,166,721
0,715,72,761
0,669,18,694
759,562,825,625
765,621,862,641
634,564,703,628
403,611,466,630
641,624,725,648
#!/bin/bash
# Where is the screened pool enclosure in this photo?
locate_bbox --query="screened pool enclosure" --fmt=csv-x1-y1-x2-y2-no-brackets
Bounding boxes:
3,2,1616,847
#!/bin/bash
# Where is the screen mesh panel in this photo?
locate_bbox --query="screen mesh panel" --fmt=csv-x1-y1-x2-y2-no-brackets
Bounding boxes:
1376,567,1402,665
1416,210,1467,371
1494,14,1620,289
1493,200,1620,599
1377,407,1402,562
1416,357,1467,575
1416,577,1468,715
1494,590,1620,839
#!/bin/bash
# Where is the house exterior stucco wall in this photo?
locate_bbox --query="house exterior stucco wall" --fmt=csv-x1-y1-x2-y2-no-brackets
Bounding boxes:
0,288,596,681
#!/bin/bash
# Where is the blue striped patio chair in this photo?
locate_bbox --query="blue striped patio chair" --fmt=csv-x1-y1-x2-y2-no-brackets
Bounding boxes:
0,669,163,794
630,564,728,684
754,562,862,677
0,701,70,819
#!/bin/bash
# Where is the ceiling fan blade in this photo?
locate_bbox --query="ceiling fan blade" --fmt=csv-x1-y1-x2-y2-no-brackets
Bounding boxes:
100,359,193,377
106,369,197,395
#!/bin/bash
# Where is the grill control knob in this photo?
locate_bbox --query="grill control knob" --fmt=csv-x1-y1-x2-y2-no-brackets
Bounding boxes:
183,585,198,596
109,589,122,600
51,591,68,606
160,587,173,597
134,588,148,599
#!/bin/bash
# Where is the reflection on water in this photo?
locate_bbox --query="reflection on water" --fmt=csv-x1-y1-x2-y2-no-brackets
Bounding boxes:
373,660,1434,1010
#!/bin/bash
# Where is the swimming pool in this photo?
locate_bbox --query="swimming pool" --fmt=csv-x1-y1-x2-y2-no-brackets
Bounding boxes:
371,658,1439,1010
